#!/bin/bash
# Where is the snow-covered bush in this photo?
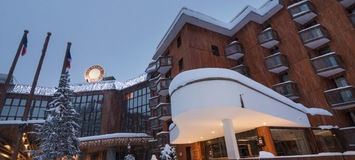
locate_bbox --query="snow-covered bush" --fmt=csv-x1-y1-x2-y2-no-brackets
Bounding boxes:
160,144,177,160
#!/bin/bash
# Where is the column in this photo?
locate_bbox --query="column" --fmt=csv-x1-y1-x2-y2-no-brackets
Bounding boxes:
222,118,240,159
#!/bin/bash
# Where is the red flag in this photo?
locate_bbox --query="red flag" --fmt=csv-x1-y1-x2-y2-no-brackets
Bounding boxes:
67,50,72,69
21,34,28,56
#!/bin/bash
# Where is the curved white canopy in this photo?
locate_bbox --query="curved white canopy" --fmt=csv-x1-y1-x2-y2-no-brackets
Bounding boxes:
169,68,330,144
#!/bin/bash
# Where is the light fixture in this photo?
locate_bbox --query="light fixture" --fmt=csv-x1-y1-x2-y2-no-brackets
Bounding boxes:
211,131,215,134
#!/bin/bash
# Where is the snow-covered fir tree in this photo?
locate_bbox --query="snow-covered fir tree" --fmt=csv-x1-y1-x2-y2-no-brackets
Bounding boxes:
31,71,80,159
160,144,177,160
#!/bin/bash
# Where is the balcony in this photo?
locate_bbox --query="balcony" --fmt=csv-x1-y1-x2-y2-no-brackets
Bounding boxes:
257,28,280,49
156,103,171,121
288,1,317,25
145,61,157,74
299,24,330,49
149,117,162,130
272,81,300,100
230,64,250,77
149,76,159,91
224,41,244,60
157,56,172,74
264,53,289,74
338,0,355,8
310,52,345,77
157,78,171,96
149,96,160,108
324,86,355,110
157,131,170,148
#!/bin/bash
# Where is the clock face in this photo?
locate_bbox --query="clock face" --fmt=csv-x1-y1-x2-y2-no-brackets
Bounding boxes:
85,65,105,82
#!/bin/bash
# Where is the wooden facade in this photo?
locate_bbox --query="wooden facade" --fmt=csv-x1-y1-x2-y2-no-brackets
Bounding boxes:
147,0,355,159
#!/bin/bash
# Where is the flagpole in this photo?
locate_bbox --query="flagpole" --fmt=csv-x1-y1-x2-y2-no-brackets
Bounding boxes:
22,32,51,121
61,42,71,75
0,30,28,113
11,32,51,160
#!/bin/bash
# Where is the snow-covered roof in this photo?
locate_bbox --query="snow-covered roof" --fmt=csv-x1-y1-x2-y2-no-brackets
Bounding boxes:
6,74,147,96
152,0,283,59
78,132,151,141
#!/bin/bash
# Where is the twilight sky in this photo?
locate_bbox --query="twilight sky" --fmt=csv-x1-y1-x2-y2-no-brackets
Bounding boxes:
0,0,267,87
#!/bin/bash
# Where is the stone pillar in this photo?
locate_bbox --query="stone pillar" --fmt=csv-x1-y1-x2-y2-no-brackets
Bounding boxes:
222,119,240,159
106,147,116,160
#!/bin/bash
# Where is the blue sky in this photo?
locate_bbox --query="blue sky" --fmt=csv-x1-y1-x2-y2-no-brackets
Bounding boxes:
0,0,267,87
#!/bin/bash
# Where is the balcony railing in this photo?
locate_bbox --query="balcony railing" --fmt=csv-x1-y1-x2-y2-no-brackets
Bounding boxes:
149,76,159,91
272,81,300,100
338,0,355,8
157,78,171,96
324,86,355,110
264,53,289,74
257,28,279,49
157,103,171,121
299,24,330,49
230,64,250,77
288,1,317,25
157,56,172,74
224,41,244,60
310,52,345,77
149,117,162,130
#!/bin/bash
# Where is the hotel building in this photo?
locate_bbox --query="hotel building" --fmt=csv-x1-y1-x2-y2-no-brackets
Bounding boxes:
0,0,355,159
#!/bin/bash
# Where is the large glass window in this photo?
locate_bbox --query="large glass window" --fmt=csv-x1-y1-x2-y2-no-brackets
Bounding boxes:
271,128,312,156
73,94,103,137
0,97,49,120
121,87,151,133
312,129,343,152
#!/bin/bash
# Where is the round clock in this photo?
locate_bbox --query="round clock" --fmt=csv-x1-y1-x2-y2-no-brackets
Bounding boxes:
84,65,105,82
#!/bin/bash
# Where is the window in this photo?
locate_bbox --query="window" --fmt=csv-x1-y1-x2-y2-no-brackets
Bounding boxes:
121,87,151,133
317,45,331,55
312,129,343,152
279,72,290,82
178,58,184,71
177,35,181,48
333,76,348,87
349,111,355,125
236,58,244,65
270,46,280,54
271,128,312,156
212,45,220,56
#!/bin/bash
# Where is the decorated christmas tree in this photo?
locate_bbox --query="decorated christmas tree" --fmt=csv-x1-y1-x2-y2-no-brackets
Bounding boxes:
31,71,80,159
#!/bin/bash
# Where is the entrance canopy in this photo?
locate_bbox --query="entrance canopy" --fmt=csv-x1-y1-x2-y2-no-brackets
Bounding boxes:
168,68,331,144
78,133,152,151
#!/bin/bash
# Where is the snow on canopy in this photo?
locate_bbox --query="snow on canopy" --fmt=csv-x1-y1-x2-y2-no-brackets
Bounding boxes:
78,133,150,141
169,68,332,116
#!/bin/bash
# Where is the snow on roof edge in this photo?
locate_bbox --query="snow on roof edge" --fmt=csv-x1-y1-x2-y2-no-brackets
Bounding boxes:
78,132,151,142
152,0,282,60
